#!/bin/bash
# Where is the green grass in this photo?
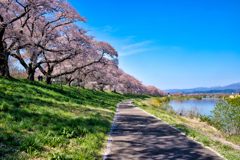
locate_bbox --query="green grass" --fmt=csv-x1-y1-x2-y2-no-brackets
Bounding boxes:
169,95,203,101
225,135,240,145
132,99,240,160
0,76,150,159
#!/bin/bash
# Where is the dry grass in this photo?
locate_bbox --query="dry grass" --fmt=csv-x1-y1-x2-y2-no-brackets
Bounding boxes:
182,117,221,136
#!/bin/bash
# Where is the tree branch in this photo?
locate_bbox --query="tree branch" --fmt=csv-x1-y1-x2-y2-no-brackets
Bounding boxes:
10,48,28,70
51,53,105,78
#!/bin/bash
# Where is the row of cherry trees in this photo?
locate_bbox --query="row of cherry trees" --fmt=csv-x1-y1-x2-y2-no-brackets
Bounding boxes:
0,0,166,96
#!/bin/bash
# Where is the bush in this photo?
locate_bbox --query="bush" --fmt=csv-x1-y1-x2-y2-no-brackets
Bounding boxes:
227,97,240,107
161,103,175,113
224,95,230,99
200,115,212,125
165,96,170,102
150,97,170,107
211,100,240,135
0,102,9,111
150,98,161,107
193,96,202,100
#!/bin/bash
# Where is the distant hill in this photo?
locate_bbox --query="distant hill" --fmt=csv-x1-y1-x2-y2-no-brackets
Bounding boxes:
164,82,240,94
186,89,240,94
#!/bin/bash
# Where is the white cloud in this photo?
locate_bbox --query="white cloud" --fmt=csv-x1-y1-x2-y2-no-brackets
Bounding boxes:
76,23,156,56
119,48,151,56
121,41,152,50
117,40,156,56
103,25,118,32
123,36,137,42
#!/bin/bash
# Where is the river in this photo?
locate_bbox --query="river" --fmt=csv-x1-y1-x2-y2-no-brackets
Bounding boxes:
168,98,220,116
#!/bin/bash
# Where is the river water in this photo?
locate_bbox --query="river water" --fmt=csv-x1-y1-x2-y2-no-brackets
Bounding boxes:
168,98,220,116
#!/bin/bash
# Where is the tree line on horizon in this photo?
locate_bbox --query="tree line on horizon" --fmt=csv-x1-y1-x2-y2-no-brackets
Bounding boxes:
0,0,166,96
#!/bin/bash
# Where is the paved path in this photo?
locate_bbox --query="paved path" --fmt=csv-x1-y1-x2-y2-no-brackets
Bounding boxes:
104,100,224,160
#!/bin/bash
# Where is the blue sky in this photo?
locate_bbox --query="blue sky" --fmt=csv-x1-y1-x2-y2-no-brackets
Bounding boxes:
69,0,240,90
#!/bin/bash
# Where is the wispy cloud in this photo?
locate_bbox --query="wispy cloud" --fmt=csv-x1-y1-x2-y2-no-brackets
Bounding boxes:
119,48,153,56
77,24,156,57
123,36,137,42
118,40,155,56
103,25,118,32
121,41,152,50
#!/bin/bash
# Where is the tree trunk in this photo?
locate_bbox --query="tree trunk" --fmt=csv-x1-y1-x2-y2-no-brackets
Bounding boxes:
27,64,35,81
0,20,10,77
45,75,51,84
27,72,35,81
66,77,72,86
0,43,11,78
100,85,104,91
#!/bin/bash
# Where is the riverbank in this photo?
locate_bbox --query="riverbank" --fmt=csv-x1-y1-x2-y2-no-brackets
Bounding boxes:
132,98,240,160
169,94,226,101
152,96,240,144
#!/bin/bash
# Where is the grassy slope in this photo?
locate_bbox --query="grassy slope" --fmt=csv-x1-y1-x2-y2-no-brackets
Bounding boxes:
0,76,150,159
132,98,240,160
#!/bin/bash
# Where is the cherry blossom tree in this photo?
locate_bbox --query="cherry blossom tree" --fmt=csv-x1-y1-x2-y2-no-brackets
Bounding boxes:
39,39,118,84
0,0,78,77
6,1,86,80
2,0,166,96
118,73,144,94
117,73,166,95
79,60,119,91
172,92,183,96
145,86,166,96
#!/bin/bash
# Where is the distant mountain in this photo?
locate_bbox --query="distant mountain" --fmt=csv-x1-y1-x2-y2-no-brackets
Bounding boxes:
188,89,240,94
164,82,240,93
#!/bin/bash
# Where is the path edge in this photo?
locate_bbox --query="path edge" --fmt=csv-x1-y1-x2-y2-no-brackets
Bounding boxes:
103,100,125,160
136,106,226,160
103,99,226,160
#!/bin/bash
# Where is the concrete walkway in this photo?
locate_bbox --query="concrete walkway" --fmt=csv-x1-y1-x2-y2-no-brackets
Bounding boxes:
104,100,224,160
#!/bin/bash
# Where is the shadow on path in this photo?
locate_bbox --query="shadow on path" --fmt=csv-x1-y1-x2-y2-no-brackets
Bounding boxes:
105,100,224,160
